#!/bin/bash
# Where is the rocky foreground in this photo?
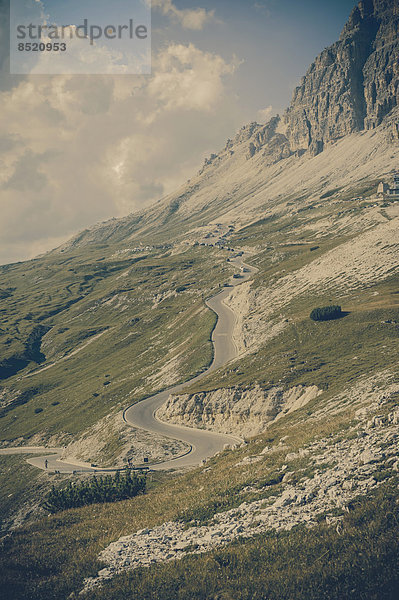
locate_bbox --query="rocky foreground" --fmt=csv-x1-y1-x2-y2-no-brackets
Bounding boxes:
82,380,399,594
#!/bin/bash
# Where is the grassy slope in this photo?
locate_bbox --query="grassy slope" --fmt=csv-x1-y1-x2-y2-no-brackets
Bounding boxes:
0,244,229,444
0,409,398,599
186,196,399,397
191,277,399,397
0,455,80,533
0,190,398,598
80,482,399,600
0,244,226,528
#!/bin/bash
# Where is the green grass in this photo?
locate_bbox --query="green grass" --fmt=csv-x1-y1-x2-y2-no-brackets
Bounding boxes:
0,473,397,600
1,175,399,598
184,214,399,396
0,455,72,533
186,294,399,399
85,481,399,600
0,245,228,445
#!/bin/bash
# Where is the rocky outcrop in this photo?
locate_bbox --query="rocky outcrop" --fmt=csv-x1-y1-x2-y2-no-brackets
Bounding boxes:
243,117,291,160
284,0,399,151
51,1,399,253
157,385,322,437
201,1,399,168
83,403,399,592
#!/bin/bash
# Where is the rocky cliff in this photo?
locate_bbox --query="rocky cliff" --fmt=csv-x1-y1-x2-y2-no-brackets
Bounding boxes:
284,0,399,154
54,0,399,252
157,385,322,437
232,0,399,161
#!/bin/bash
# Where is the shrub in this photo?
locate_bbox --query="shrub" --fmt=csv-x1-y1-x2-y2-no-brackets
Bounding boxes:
34,407,43,414
310,305,342,322
43,470,146,513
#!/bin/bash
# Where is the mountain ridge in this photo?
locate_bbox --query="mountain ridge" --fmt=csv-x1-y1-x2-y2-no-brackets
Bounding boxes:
53,0,399,254
285,0,399,153
1,4,399,596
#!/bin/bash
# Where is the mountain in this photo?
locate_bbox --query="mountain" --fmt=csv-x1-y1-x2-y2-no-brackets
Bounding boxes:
1,3,399,599
285,0,399,153
57,0,399,252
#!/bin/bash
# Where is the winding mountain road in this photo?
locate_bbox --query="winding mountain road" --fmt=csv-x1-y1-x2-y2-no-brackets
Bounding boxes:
2,255,256,473
123,256,256,470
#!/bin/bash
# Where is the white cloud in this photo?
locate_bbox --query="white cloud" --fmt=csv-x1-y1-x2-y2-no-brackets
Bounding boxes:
26,29,151,75
152,0,215,30
0,43,240,264
148,44,238,114
257,105,273,122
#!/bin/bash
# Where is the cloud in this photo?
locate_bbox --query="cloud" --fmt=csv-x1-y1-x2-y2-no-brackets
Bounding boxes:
4,150,48,192
25,28,151,75
148,44,238,114
0,43,240,264
152,0,215,30
257,105,273,122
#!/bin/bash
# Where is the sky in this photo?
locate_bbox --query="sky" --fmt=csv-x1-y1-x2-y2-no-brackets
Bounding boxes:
0,0,356,265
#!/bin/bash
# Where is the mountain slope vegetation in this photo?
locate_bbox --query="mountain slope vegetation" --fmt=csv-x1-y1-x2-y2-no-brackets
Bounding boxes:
1,1,399,598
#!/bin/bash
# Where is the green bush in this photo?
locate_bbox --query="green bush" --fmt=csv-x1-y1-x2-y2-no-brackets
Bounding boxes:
43,470,146,513
310,305,342,322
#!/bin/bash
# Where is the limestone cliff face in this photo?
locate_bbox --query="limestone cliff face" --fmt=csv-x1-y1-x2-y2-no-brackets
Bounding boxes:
284,0,399,154
363,1,399,128
157,385,322,438
238,0,399,161
55,1,399,253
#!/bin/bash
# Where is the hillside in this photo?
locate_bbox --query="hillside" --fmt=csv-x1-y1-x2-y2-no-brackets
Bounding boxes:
55,0,399,250
1,1,399,598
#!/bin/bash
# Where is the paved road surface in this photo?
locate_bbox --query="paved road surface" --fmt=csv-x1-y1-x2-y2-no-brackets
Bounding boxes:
0,447,97,472
2,255,256,472
123,255,257,470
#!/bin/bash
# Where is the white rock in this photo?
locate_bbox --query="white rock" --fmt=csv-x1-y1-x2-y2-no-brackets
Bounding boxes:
359,449,380,464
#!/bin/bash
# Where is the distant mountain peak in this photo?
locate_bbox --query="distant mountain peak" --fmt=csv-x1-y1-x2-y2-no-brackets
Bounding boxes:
54,0,399,253
284,0,399,155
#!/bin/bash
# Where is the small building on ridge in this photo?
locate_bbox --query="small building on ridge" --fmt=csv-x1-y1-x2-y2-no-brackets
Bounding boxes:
377,173,399,200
